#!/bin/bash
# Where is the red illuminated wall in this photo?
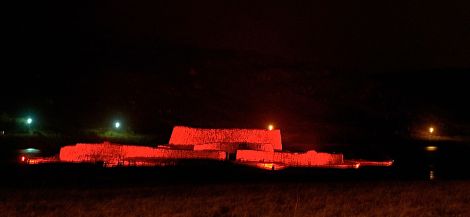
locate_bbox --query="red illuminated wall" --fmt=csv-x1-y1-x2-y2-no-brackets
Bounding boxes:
57,127,347,168
236,150,343,166
60,142,124,163
193,143,274,152
59,142,226,164
169,126,282,150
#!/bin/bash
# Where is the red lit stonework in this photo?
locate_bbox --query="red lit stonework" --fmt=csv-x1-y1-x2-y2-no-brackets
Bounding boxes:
29,126,392,169
60,142,225,166
169,126,282,151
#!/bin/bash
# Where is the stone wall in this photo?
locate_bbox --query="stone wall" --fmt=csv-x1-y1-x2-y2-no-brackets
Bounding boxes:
236,150,343,166
59,142,226,164
169,126,282,151
193,142,274,152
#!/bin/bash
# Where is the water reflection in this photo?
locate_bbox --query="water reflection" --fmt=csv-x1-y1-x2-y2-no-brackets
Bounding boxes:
425,145,438,180
425,146,438,152
429,169,435,180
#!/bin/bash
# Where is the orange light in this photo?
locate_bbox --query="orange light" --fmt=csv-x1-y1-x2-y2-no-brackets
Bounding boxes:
429,127,434,134
260,163,274,170
268,124,274,131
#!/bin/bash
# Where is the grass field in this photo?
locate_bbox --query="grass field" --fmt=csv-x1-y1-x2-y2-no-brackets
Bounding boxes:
1,180,469,217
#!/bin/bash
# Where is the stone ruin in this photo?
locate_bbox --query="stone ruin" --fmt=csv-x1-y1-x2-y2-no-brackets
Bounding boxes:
58,126,346,168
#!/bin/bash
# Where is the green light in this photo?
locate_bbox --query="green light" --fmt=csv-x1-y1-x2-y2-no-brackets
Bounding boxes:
26,118,33,125
114,121,121,129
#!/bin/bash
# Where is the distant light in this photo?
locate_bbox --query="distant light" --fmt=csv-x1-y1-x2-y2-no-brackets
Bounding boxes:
114,121,121,129
429,127,434,134
21,156,26,162
354,163,360,169
426,146,438,151
26,118,33,125
268,124,274,131
20,148,40,154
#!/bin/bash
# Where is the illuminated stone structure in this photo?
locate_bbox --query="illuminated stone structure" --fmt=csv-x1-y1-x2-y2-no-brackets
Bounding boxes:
236,150,343,166
60,142,226,166
169,126,282,151
167,126,344,166
52,126,392,169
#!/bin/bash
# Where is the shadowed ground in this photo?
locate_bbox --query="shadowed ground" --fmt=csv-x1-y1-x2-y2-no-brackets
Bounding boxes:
1,180,469,217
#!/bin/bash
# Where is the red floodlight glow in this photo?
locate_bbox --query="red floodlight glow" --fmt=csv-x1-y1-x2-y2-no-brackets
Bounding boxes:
354,163,360,169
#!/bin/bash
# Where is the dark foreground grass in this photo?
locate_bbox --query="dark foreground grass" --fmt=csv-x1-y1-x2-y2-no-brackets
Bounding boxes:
1,181,469,217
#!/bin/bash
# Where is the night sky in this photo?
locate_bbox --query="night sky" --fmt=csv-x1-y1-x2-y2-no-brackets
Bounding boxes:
3,1,470,144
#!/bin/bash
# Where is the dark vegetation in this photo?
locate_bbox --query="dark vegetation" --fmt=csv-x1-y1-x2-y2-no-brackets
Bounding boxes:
0,141,469,217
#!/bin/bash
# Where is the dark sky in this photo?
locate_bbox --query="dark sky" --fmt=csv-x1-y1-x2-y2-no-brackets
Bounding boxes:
4,1,470,144
11,1,470,69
